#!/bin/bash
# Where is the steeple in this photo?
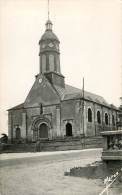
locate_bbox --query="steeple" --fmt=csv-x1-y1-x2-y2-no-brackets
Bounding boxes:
38,0,65,88
48,0,50,20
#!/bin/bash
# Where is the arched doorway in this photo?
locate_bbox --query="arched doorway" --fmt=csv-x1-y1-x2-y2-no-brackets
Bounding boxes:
39,123,48,138
66,123,72,136
32,116,51,141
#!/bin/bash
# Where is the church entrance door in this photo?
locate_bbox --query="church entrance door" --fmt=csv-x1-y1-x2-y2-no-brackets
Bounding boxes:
39,123,48,138
66,123,72,136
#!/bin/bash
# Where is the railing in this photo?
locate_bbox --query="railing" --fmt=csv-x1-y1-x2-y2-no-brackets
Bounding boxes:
99,168,122,195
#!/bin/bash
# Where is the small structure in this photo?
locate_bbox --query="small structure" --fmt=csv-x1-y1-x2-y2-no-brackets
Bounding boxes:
101,130,122,161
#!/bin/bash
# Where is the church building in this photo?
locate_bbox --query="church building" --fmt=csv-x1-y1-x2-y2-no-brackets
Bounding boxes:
8,18,118,143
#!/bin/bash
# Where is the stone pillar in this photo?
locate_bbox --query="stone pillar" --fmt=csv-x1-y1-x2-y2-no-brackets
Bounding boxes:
21,112,27,140
56,105,61,137
8,112,13,143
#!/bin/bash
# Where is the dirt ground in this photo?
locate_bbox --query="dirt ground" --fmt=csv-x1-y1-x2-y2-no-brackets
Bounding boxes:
0,149,121,195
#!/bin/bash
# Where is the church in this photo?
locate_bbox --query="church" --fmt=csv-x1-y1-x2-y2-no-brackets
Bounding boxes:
8,18,118,143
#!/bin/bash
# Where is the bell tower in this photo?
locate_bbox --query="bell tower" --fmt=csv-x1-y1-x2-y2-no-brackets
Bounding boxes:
38,0,65,88
39,20,61,75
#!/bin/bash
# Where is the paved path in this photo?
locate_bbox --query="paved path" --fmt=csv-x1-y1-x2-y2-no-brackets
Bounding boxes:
0,149,121,195
0,148,102,160
0,148,102,167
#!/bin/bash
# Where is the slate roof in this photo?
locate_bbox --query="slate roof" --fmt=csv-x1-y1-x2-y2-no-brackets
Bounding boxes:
54,84,118,109
8,103,24,111
40,30,59,43
8,84,118,111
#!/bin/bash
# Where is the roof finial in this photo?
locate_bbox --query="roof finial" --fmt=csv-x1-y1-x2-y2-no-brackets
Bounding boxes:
48,0,50,20
46,0,52,31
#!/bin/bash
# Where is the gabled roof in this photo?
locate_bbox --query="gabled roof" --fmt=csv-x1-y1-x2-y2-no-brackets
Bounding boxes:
24,74,60,107
8,103,24,111
8,83,118,111
53,84,118,109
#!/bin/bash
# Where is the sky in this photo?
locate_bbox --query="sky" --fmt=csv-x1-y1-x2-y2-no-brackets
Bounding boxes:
0,0,122,135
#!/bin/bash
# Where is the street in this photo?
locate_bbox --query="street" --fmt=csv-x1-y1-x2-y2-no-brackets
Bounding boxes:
0,149,121,195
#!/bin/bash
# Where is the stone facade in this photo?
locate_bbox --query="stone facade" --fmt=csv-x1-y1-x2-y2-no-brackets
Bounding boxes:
8,19,118,143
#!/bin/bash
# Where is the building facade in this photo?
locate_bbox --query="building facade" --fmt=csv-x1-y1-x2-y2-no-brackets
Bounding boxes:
8,19,118,143
117,98,122,129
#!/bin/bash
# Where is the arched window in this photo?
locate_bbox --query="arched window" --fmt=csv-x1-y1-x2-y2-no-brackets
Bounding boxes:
42,54,46,73
49,54,54,71
66,123,72,136
112,115,115,126
15,126,21,139
97,111,101,124
88,108,92,122
105,113,108,125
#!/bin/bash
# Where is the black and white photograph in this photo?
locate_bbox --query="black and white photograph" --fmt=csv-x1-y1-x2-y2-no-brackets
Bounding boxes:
0,0,122,194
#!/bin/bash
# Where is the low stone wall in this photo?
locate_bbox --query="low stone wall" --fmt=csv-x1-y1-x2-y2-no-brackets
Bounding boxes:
0,136,103,153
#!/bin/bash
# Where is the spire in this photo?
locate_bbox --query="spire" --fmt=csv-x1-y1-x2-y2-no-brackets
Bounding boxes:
46,0,53,31
48,0,50,20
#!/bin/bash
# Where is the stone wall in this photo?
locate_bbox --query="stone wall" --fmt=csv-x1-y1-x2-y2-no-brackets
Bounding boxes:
8,98,118,142
60,99,81,137
84,100,117,136
8,108,26,142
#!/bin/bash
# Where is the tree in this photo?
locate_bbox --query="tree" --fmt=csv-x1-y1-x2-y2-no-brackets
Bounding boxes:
0,133,8,144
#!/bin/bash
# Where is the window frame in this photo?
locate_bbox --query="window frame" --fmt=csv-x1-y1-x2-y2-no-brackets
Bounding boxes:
88,107,92,123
